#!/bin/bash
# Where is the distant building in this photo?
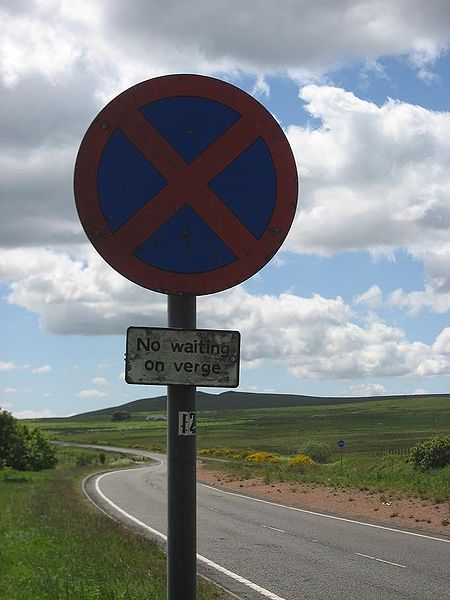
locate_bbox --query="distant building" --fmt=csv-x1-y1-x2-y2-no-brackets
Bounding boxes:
145,415,167,422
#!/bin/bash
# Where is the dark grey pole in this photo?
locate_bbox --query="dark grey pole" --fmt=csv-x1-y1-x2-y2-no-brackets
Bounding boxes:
167,294,197,600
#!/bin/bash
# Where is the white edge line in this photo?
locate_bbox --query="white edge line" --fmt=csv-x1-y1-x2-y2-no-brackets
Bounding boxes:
95,470,166,541
260,524,285,533
198,554,285,600
200,483,450,544
93,471,286,600
355,552,406,568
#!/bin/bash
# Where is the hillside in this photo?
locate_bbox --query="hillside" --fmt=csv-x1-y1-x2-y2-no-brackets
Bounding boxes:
70,390,450,419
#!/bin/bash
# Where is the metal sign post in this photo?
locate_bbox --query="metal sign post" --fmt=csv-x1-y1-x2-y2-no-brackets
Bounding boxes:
338,439,345,468
167,294,197,600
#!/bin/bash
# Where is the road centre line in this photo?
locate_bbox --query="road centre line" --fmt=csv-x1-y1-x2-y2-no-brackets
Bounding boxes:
260,524,285,533
200,484,450,544
90,470,286,600
355,553,406,568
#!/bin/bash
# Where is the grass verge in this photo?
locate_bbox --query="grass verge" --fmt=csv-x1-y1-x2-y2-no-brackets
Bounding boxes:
0,447,229,600
201,453,450,503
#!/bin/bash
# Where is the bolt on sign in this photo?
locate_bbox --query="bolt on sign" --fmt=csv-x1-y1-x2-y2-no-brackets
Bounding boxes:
126,327,240,387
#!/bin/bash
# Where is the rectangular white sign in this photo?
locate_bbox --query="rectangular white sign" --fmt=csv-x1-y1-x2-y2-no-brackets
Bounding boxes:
125,327,240,387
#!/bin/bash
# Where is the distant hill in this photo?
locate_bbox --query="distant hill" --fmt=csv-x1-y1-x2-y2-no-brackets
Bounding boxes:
70,390,449,419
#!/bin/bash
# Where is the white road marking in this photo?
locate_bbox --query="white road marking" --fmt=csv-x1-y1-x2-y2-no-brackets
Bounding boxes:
200,484,450,544
94,471,165,540
92,471,286,600
198,555,286,600
355,552,406,568
260,524,285,533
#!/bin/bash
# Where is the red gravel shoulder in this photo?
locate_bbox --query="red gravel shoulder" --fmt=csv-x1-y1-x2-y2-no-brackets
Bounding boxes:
197,464,450,537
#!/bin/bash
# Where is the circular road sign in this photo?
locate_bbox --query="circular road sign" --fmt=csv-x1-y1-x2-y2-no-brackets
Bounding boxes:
338,440,345,449
74,74,298,295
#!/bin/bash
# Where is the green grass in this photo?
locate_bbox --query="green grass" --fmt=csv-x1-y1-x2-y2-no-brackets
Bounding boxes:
30,395,450,502
0,448,230,600
202,453,450,502
38,395,450,458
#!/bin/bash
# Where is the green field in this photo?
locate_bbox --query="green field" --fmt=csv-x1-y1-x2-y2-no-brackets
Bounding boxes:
28,392,450,502
0,446,230,600
37,393,450,458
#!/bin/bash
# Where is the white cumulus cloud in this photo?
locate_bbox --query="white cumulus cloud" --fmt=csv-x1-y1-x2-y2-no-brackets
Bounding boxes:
1,246,450,381
287,86,450,257
4,387,31,394
32,364,52,374
76,389,108,398
13,408,59,419
433,328,450,354
347,383,388,397
389,243,450,314
354,285,383,309
92,377,109,386
0,361,19,372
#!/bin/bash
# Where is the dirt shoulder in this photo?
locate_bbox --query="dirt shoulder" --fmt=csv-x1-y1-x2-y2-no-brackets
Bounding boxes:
197,463,450,537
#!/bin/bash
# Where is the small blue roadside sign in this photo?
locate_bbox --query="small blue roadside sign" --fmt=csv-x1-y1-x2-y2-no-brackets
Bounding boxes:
338,439,345,448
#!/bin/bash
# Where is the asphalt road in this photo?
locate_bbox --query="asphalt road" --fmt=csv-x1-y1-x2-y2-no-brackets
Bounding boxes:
80,445,450,600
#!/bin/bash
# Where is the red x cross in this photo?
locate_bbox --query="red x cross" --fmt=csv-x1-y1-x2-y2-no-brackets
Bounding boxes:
112,108,261,257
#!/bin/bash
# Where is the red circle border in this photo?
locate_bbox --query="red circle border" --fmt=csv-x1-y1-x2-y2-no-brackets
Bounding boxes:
74,74,298,295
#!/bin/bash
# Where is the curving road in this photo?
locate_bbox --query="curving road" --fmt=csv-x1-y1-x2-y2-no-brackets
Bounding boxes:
80,445,450,600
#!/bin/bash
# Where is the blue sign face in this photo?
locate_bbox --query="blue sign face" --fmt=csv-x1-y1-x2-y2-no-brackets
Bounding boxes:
338,440,345,448
98,96,277,274
74,75,298,295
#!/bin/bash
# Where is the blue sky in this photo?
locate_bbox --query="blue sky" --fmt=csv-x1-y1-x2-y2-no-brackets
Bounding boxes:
0,1,449,418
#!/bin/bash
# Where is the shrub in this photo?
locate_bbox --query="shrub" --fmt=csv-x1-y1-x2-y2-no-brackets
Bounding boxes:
409,435,450,470
24,427,58,470
198,447,244,460
0,409,57,471
288,454,315,467
299,441,331,464
75,452,95,467
212,447,232,457
245,451,282,464
111,410,131,421
198,447,230,457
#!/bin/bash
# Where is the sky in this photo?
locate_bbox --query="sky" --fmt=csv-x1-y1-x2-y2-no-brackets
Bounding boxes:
1,0,449,418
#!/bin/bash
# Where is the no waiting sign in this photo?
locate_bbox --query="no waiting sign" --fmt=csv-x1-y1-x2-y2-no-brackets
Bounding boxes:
126,326,240,387
74,74,298,295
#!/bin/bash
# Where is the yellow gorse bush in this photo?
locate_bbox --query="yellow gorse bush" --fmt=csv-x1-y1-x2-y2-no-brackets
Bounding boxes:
287,454,315,467
199,448,316,466
198,447,243,460
245,451,282,464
